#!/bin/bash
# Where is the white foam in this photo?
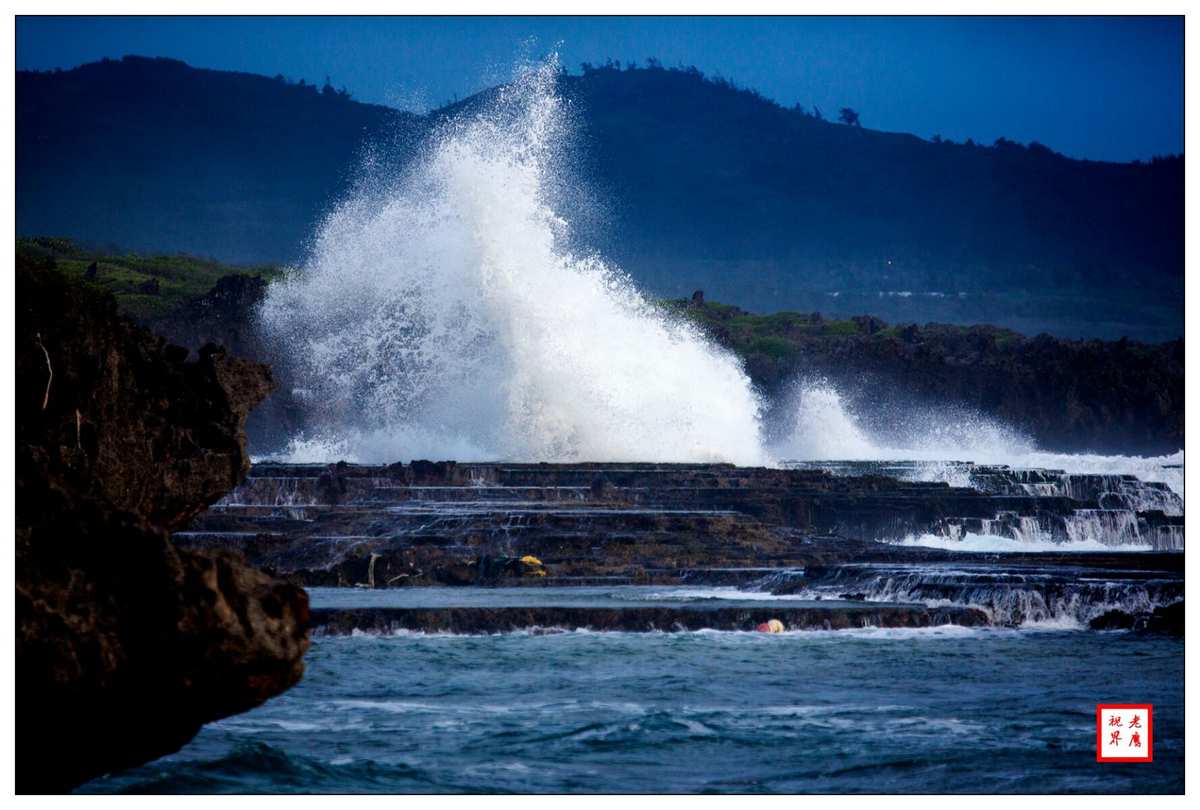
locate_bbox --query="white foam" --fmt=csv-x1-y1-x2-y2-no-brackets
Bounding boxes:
1011,450,1184,498
629,587,815,602
762,624,1034,639
895,532,1153,553
773,382,877,459
774,379,1183,497
259,57,767,467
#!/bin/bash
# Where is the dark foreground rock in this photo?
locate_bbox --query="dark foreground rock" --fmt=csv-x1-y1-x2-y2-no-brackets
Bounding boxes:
1142,602,1185,636
1089,601,1184,636
16,266,309,793
310,604,989,635
1088,610,1138,631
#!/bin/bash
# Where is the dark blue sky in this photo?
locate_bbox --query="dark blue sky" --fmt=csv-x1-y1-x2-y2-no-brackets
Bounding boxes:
16,15,1183,162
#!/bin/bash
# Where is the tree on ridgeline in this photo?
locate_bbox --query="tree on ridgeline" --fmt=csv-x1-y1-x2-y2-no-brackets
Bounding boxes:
839,107,861,127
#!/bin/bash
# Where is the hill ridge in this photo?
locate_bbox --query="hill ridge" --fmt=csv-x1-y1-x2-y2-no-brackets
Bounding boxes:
16,56,1183,340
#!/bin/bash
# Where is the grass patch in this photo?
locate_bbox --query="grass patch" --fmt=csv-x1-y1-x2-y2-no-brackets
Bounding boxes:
17,237,285,320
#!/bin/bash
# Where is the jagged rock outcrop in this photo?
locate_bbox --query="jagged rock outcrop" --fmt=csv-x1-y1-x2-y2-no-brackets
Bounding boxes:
147,272,269,361
20,264,274,527
16,265,310,793
1089,602,1184,636
146,273,304,452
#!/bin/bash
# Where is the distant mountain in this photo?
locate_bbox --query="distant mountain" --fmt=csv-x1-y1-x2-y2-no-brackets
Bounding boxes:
16,56,1183,340
17,56,413,262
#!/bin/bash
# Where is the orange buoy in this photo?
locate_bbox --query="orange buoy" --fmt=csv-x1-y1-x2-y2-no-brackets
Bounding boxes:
757,619,785,633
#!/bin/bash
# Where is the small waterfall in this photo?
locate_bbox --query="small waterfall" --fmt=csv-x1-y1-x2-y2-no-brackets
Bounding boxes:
1063,509,1143,547
755,565,1183,627
895,463,1186,551
931,511,1180,551
749,569,808,592
964,468,1183,515
975,512,1057,546
1149,525,1186,551
217,476,320,507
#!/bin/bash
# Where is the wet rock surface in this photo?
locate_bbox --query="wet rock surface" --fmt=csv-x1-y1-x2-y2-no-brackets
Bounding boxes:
16,266,310,793
310,603,989,635
177,460,1184,582
767,559,1183,627
174,460,1183,632
1089,601,1184,636
18,265,275,528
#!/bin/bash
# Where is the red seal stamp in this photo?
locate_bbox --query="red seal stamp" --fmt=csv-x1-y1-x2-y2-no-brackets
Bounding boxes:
1097,704,1152,762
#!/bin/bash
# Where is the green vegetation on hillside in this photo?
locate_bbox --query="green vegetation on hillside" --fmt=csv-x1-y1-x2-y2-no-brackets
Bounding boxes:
14,237,1037,360
658,292,1105,408
16,238,284,320
661,295,1029,386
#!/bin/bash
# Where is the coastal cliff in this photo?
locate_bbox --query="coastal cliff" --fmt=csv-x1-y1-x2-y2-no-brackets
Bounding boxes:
16,264,310,793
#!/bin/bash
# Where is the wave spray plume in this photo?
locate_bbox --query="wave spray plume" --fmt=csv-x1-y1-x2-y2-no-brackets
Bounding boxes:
259,58,769,465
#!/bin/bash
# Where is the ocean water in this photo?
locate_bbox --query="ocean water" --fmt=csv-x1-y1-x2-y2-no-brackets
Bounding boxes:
82,603,1183,793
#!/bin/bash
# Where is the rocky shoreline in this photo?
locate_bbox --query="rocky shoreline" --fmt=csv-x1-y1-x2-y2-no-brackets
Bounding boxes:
175,460,1184,581
174,459,1184,634
310,603,991,635
16,266,310,793
14,262,1185,792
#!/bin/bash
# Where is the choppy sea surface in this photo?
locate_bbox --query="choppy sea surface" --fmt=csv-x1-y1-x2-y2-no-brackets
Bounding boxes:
81,588,1183,794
